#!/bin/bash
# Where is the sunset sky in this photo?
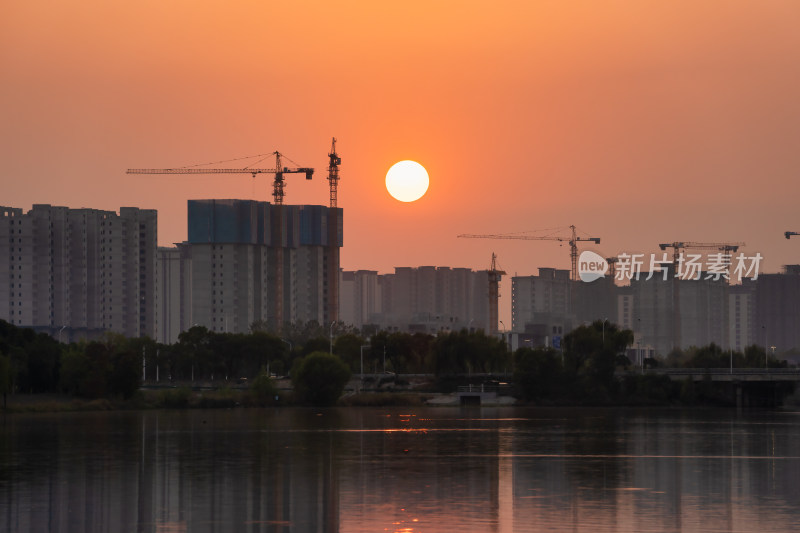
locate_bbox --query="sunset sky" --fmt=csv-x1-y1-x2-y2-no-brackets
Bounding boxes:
3,1,800,324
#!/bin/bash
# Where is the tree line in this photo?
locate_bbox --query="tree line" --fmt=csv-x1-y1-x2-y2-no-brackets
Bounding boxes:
0,319,509,402
512,320,789,405
0,318,791,406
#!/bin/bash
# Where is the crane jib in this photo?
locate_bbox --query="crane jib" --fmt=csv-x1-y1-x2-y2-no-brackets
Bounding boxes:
126,168,314,176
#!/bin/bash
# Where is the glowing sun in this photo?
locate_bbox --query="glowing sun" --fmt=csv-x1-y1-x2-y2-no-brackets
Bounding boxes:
386,160,429,202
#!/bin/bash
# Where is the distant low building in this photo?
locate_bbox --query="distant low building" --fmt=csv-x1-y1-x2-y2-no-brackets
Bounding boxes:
339,265,495,334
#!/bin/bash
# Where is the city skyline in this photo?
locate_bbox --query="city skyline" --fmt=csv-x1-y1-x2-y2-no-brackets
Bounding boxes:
3,2,800,328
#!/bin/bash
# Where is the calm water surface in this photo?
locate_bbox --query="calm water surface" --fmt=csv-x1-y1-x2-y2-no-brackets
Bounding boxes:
1,406,799,532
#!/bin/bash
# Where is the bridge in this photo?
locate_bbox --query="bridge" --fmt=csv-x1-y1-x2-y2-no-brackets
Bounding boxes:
641,368,800,382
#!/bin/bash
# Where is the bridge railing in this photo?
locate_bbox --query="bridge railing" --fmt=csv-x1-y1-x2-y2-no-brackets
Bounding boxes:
644,368,800,376
456,384,513,394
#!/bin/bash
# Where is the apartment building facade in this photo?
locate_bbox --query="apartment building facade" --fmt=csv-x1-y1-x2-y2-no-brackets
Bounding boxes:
0,204,157,340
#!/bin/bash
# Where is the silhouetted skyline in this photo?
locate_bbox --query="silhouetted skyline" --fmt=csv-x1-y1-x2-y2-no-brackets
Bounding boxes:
3,2,800,327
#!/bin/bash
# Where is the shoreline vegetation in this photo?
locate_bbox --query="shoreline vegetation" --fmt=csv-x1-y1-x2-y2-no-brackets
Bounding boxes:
4,381,798,414
1,390,438,413
1,319,796,413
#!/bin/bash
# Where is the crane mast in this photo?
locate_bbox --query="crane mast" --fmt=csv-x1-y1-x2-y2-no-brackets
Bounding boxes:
328,138,341,208
326,137,342,323
488,253,506,335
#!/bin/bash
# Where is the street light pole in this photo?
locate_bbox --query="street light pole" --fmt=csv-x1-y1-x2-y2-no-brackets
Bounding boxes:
329,321,335,354
360,344,370,393
602,318,608,344
279,339,292,376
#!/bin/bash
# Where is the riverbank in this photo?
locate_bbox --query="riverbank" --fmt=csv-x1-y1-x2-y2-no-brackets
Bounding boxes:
5,378,797,413
1,389,522,413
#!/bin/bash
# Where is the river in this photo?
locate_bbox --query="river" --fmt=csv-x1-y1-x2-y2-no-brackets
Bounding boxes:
2,406,799,532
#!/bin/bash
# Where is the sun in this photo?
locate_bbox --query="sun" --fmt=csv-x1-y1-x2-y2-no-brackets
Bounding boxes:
386,160,429,202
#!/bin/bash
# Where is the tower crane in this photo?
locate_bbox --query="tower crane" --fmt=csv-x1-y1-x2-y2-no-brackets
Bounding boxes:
326,138,342,322
785,232,800,239
657,241,744,264
127,151,313,205
127,151,314,329
327,138,341,208
458,225,600,282
488,253,506,335
656,241,745,352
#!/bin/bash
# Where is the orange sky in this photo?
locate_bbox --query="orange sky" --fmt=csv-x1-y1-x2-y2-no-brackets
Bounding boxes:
3,1,800,324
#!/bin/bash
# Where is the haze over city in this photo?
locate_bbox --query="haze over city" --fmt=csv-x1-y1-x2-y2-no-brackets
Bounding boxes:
3,1,800,327
6,5,800,532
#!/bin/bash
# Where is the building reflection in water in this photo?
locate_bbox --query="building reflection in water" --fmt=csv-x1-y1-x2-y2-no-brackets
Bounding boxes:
2,408,800,532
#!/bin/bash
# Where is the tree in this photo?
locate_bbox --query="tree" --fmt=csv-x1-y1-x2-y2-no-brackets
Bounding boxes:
250,367,278,406
244,331,285,377
685,343,725,369
25,334,61,392
513,347,563,401
0,354,10,408
333,333,365,373
300,337,329,357
432,329,509,376
382,332,434,374
291,351,351,406
743,344,771,368
110,347,141,399
562,321,634,398
177,325,213,380
127,336,157,381
59,345,90,396
250,319,272,334
82,341,116,398
209,333,245,380
8,346,27,394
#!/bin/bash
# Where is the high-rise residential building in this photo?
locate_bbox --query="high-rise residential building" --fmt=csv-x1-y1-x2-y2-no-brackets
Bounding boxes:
339,270,382,329
631,269,729,356
617,286,634,332
0,204,157,340
729,281,755,353
752,265,800,353
573,275,617,325
156,247,182,344
511,265,732,355
173,199,342,333
340,266,494,333
511,268,574,337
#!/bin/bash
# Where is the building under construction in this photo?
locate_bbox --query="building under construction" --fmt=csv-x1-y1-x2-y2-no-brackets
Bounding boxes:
173,199,342,335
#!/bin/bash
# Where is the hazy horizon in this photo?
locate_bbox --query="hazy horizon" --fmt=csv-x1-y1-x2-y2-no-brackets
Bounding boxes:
4,1,799,325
